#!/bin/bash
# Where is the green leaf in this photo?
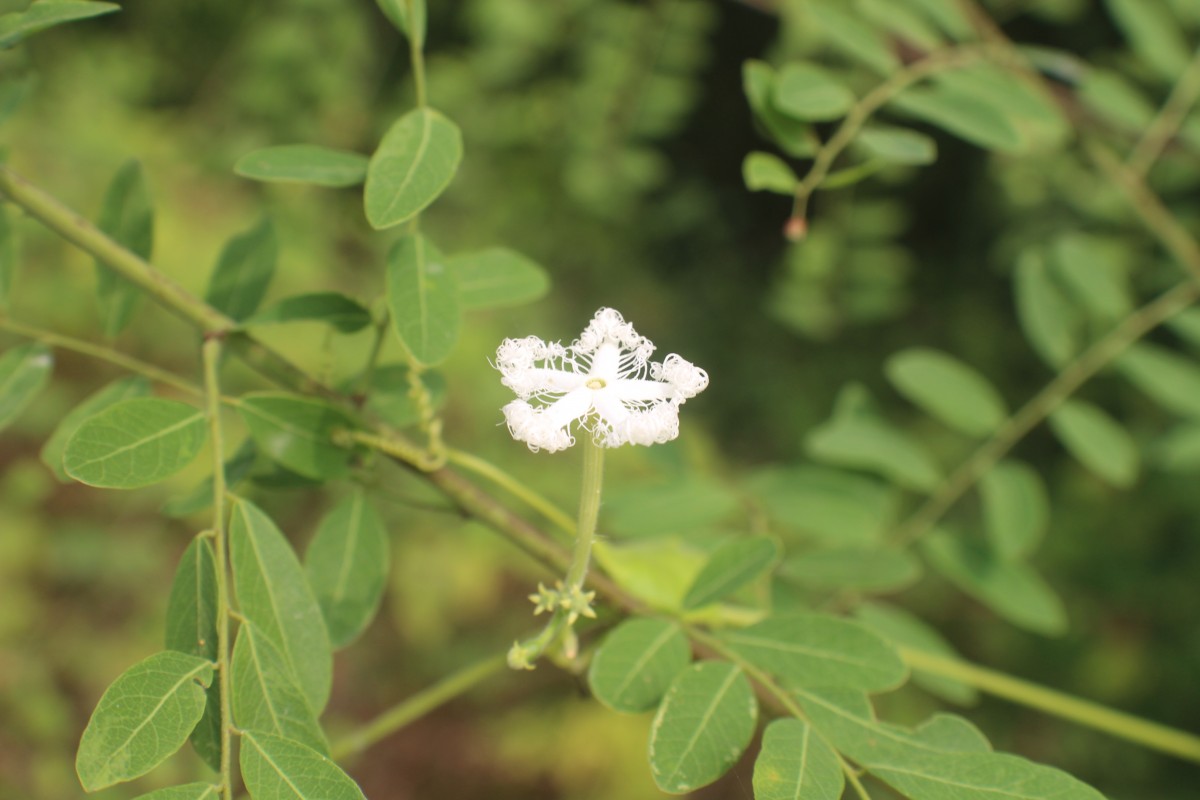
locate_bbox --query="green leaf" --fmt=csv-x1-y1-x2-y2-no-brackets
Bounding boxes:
130,784,220,800
742,152,799,195
1078,68,1156,131
772,63,855,121
895,0,973,39
1049,400,1139,487
1116,343,1200,418
75,651,214,792
165,537,221,772
375,0,425,45
742,60,816,157
682,535,780,610
935,65,1069,152
753,719,844,800
365,108,462,229
230,498,333,712
1049,234,1133,322
304,491,390,648
886,348,1007,436
1166,307,1200,350
233,145,368,187
41,376,150,481
63,398,206,489
747,466,898,545
0,341,52,432
592,538,708,611
1014,249,1080,368
0,204,14,309
353,363,446,428
242,292,373,334
587,618,691,713
721,612,907,691
979,460,1048,561
447,247,550,310
240,730,366,800
806,414,943,493
94,160,152,336
604,475,740,538
0,0,119,49
923,532,1068,635
857,0,944,50
1155,422,1200,471
854,602,978,705
386,234,460,366
237,392,355,481
781,547,922,593
648,661,757,795
1105,0,1191,80
857,125,938,165
890,86,1022,151
807,1,900,75
204,217,277,322
162,438,257,519
231,621,328,754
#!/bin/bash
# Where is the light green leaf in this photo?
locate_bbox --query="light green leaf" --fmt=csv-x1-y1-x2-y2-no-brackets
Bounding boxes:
237,392,355,481
240,730,366,800
808,1,900,75
1049,400,1139,487
0,0,119,49
304,491,389,648
94,160,152,336
895,0,973,38
165,536,221,772
365,108,462,229
721,612,907,691
1079,68,1156,131
682,535,780,610
935,65,1069,152
742,152,798,195
1105,0,1191,80
753,719,844,800
592,538,708,611
858,125,938,165
648,661,757,795
1167,307,1200,350
605,476,740,538
41,376,150,481
231,621,328,753
386,234,460,366
1116,342,1200,418
1050,233,1133,322
448,247,550,309
587,618,691,713
746,465,898,544
75,651,213,792
0,204,14,309
131,784,220,800
63,398,206,489
923,532,1068,635
230,498,333,713
979,460,1048,561
375,0,425,45
743,60,816,157
162,438,257,519
772,63,855,121
806,414,943,493
0,341,52,432
204,217,277,322
857,0,944,50
890,87,1022,151
242,292,373,334
1014,249,1080,368
854,602,978,705
234,145,368,187
886,348,1007,436
782,547,922,593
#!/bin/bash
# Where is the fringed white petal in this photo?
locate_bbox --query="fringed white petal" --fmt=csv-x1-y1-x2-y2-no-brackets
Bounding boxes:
655,354,709,400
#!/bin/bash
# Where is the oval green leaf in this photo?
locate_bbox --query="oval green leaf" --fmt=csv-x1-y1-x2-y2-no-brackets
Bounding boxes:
808,3,900,75
234,144,369,187
0,0,119,49
1048,399,1139,488
41,376,150,481
231,621,328,753
1050,233,1133,322
886,347,1007,436
131,784,220,800
237,392,356,481
747,466,898,545
75,651,213,792
854,602,978,705
240,730,366,800
1116,342,1200,418
1015,249,1080,368
858,125,938,165
648,661,757,795
605,476,740,539
242,291,373,333
806,415,942,493
772,62,855,121
1105,0,1190,80
364,107,462,229
63,398,206,489
387,234,460,366
721,612,907,691
230,498,333,712
781,547,922,593
349,363,446,429
890,86,1022,151
682,535,780,610
448,247,551,310
978,460,1048,561
753,719,844,800
0,341,52,432
742,152,799,195
587,618,691,713
94,160,152,336
304,491,390,648
165,536,221,772
204,217,277,322
742,60,816,158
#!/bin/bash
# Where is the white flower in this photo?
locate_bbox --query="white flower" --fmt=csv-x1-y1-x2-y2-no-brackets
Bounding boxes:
495,308,709,453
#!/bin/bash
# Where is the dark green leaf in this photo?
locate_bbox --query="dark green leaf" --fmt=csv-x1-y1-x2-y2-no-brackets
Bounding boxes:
234,145,368,187
94,160,152,336
242,292,373,334
1050,233,1133,322
648,661,757,794
753,719,844,800
1116,343,1200,418
854,602,978,705
63,398,206,489
75,651,213,791
237,392,355,481
772,63,855,121
682,535,780,609
1014,249,1080,368
1048,400,1139,487
353,363,446,428
1155,422,1200,471
365,107,462,229
890,87,1022,151
41,376,150,481
979,460,1048,561
1079,68,1156,131
0,0,119,49
858,125,938,165
386,234,460,366
231,621,328,753
375,0,425,45
742,152,799,195
588,618,691,713
806,414,943,493
808,1,900,75
1167,307,1200,350
204,217,277,322
304,491,390,648
165,537,221,772
131,784,220,800
240,730,366,800
747,465,898,544
0,342,52,432
781,547,922,593
230,498,333,712
886,347,1007,436
162,438,258,518
742,60,817,157
604,476,740,538
448,247,550,309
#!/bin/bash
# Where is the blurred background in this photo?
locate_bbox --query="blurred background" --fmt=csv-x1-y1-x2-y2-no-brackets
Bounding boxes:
0,0,1198,797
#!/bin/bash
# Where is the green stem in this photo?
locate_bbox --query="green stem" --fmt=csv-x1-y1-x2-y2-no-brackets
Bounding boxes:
445,447,576,538
1128,47,1200,177
898,646,1200,765
405,0,427,109
331,653,507,760
566,437,605,590
202,336,235,798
